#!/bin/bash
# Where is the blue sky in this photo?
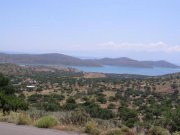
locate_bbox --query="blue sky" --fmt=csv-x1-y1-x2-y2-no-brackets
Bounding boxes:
0,0,180,63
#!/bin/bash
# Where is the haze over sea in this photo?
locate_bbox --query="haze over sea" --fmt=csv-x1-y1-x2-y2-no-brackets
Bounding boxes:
71,65,180,76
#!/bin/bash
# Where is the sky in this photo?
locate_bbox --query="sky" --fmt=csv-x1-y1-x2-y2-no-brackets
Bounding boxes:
0,0,180,63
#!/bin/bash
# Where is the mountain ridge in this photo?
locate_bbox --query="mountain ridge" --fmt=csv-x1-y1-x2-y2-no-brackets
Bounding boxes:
0,53,179,68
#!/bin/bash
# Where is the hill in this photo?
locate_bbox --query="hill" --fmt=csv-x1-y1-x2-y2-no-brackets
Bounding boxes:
0,63,179,134
0,53,100,66
0,53,179,68
89,57,179,68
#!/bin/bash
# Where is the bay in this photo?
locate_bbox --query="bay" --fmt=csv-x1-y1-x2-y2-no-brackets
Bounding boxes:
71,65,180,76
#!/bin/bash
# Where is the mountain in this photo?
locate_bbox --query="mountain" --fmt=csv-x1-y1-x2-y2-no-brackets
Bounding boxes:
87,57,150,68
88,57,180,68
0,53,100,66
0,53,179,68
142,60,179,68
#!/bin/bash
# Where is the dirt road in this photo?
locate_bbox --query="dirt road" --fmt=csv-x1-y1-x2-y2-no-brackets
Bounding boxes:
0,122,85,135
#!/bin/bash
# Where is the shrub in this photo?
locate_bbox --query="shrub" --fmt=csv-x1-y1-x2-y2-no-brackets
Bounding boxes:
173,132,180,135
97,96,107,104
105,127,134,135
84,102,115,119
70,108,90,125
118,107,138,128
97,109,115,120
148,126,171,135
105,128,123,135
66,97,76,104
107,103,116,109
35,115,58,128
43,102,60,111
85,121,99,135
120,126,134,135
16,113,32,125
63,103,77,110
0,111,19,123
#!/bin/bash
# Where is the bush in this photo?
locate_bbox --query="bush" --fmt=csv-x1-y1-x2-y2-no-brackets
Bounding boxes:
43,102,60,111
84,102,115,119
85,121,99,135
105,127,134,135
98,109,115,120
173,132,180,135
66,97,76,104
16,113,32,125
0,111,19,123
0,74,28,114
118,107,138,128
148,126,171,135
105,128,123,135
63,103,77,110
70,108,90,125
35,115,58,128
107,103,116,109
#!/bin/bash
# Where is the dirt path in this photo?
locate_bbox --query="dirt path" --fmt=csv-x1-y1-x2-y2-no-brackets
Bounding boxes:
0,122,85,135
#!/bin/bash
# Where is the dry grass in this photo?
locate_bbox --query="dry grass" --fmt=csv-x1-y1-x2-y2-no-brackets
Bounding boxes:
35,115,58,128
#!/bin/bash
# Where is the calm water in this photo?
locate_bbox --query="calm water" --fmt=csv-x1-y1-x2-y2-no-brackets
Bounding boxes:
71,65,180,76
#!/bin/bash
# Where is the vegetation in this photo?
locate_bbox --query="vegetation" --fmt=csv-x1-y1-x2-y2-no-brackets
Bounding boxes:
104,127,134,135
0,74,28,114
0,64,180,134
85,121,99,135
16,113,32,125
35,115,58,128
148,126,171,135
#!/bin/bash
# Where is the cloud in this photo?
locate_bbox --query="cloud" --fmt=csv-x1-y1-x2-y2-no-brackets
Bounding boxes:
99,41,180,53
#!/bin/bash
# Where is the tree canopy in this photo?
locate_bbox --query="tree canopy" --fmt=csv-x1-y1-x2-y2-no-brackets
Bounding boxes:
0,74,28,114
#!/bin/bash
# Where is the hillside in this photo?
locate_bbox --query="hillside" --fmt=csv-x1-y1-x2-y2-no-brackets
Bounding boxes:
0,63,179,134
0,63,30,75
0,53,179,68
0,53,100,66
0,63,81,76
89,57,179,68
88,57,150,68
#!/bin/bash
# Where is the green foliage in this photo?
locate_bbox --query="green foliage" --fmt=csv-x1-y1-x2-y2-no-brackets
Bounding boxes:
63,103,78,110
97,96,107,104
83,101,115,119
35,115,58,128
2,66,180,133
62,97,78,110
43,102,60,111
0,74,9,87
172,132,180,135
28,94,61,111
98,108,115,119
0,74,28,114
148,126,171,135
160,107,180,132
85,121,99,135
66,97,76,104
118,106,138,128
0,92,28,114
107,103,116,109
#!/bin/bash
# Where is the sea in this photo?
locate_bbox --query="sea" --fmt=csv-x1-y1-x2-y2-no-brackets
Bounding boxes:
70,65,180,76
